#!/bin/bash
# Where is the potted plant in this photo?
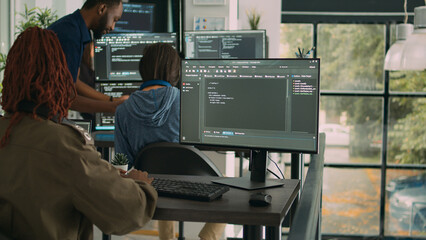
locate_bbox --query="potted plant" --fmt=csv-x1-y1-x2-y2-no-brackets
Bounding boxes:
246,8,261,30
0,5,58,74
111,153,129,171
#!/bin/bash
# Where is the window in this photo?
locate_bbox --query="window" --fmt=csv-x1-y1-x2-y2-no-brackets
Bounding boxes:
320,96,382,164
280,24,313,58
318,24,385,92
281,19,426,239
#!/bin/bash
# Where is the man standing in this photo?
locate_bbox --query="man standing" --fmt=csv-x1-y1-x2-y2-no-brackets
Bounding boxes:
48,0,126,113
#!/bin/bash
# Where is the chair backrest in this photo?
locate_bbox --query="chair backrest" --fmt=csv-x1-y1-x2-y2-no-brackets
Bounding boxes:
134,142,223,177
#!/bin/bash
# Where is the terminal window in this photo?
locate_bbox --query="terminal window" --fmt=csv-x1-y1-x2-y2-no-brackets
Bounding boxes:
205,77,286,131
113,3,155,33
95,33,176,82
185,30,266,59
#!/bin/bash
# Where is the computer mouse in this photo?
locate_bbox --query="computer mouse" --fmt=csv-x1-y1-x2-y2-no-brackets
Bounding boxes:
249,192,272,207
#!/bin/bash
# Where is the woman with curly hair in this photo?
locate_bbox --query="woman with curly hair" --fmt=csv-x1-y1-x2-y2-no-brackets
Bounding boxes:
0,27,157,240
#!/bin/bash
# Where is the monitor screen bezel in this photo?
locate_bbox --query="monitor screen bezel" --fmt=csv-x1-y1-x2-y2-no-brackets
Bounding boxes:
179,58,320,154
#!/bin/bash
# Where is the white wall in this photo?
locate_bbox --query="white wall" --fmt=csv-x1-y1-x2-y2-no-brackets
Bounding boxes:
184,0,238,30
0,1,10,55
53,0,84,18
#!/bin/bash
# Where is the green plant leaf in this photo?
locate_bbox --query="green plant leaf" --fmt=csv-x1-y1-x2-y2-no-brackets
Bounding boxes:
0,53,6,72
15,4,58,35
111,153,129,165
1,4,58,75
246,8,261,30
36,7,58,28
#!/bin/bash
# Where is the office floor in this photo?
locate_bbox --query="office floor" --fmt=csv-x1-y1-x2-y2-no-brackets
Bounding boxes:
94,222,244,240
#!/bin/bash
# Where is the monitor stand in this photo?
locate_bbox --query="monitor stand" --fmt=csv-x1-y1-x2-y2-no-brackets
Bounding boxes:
212,150,284,190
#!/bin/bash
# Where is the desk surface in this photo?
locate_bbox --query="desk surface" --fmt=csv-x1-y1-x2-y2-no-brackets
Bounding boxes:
151,174,300,227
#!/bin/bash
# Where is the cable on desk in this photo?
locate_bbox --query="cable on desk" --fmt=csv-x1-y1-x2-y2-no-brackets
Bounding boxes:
268,154,285,179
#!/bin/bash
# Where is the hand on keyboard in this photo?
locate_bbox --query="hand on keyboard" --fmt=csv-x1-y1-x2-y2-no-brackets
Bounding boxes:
120,169,153,184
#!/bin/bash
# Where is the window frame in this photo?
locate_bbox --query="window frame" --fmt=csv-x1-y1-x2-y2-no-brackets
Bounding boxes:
281,11,426,239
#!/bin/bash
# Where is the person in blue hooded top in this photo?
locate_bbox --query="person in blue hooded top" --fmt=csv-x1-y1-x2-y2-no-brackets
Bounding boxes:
114,43,180,167
114,42,225,240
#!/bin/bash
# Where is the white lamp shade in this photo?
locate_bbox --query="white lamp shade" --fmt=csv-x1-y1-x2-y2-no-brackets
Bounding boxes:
400,29,426,70
400,6,426,71
384,40,406,70
384,24,414,70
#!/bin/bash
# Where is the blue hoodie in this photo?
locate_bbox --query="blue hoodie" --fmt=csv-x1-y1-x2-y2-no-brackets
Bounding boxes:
114,86,180,167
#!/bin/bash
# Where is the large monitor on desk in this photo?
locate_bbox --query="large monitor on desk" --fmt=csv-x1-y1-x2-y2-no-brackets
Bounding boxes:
180,59,320,189
184,30,266,59
94,32,177,82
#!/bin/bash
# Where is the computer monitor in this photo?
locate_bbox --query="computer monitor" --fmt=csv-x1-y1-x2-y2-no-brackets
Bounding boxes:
180,59,320,189
94,32,177,82
112,3,155,33
95,82,142,131
184,30,267,59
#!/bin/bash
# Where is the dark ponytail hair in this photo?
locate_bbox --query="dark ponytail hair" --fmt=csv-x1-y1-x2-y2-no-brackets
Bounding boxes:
139,43,181,87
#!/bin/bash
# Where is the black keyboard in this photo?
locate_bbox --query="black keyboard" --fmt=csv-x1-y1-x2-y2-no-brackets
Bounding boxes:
151,178,230,201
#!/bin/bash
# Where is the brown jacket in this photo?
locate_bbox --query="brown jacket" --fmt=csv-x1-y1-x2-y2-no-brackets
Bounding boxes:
0,115,158,239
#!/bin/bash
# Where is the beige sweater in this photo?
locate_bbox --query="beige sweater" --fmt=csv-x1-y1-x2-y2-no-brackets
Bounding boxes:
0,115,158,239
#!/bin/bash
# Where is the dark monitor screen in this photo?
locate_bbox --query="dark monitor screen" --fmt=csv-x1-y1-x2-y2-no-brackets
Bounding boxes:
180,59,320,153
113,3,155,33
184,30,266,59
95,82,142,131
94,32,177,82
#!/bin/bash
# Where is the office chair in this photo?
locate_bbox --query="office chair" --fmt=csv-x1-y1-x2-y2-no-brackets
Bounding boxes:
134,142,222,177
134,142,223,240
